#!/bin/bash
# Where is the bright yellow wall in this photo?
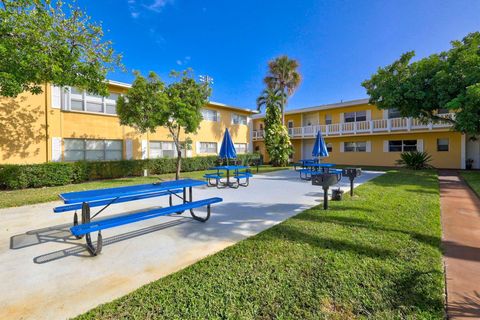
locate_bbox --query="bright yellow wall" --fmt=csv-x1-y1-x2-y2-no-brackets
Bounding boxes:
252,103,383,129
314,132,461,168
255,131,461,168
0,83,254,164
0,86,48,164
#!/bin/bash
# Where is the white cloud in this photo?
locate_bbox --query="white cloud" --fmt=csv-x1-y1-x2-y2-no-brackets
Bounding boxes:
128,0,173,19
176,56,191,66
145,0,173,13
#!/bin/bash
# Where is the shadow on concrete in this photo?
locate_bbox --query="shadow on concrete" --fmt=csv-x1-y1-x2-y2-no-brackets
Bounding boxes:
18,201,307,264
32,217,191,264
447,291,480,318
442,240,480,263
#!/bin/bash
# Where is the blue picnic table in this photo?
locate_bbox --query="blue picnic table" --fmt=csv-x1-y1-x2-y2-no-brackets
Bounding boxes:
298,163,338,180
54,179,222,256
204,165,252,188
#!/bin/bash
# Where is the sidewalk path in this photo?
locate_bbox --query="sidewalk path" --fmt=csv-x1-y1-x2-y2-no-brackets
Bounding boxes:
0,169,382,320
439,171,480,319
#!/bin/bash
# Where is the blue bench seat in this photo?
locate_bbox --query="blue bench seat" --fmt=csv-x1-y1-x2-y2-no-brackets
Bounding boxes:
54,189,183,213
298,168,316,180
203,173,223,179
234,172,253,179
70,197,223,237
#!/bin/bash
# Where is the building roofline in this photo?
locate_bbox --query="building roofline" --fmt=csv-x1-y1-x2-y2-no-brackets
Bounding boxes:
107,80,257,114
208,101,259,114
107,80,132,88
252,98,370,119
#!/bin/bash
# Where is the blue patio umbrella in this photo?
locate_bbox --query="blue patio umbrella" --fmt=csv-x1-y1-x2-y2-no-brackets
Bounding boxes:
219,128,237,164
312,130,329,159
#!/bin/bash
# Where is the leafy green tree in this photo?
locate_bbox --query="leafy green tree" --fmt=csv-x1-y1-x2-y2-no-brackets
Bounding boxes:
0,0,122,97
117,70,211,179
263,55,302,124
257,88,292,166
362,32,480,135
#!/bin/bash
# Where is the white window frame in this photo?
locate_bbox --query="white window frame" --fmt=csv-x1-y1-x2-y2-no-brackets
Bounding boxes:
326,143,333,152
149,141,176,158
387,108,402,119
344,141,367,152
232,113,247,125
234,143,247,154
325,114,332,125
344,111,367,123
388,140,418,152
201,108,219,122
437,138,449,152
199,142,218,154
63,139,123,161
64,87,120,115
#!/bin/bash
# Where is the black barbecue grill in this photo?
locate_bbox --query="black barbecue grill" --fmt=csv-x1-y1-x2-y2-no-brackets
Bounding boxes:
311,170,342,210
341,168,362,196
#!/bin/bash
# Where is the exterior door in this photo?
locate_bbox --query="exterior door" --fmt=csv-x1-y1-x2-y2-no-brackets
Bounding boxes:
302,139,315,160
466,136,480,169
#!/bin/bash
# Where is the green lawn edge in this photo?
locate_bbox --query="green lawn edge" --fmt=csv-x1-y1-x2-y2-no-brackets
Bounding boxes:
0,166,287,209
75,169,444,319
460,171,480,199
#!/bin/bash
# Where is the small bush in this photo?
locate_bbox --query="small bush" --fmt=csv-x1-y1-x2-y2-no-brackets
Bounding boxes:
397,151,433,170
0,153,260,190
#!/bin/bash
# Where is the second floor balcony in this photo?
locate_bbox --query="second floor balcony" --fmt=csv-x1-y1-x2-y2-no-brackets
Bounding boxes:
252,113,455,140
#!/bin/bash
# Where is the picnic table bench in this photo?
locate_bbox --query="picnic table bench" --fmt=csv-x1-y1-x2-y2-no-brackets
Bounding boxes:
298,163,337,180
53,179,222,256
203,165,252,188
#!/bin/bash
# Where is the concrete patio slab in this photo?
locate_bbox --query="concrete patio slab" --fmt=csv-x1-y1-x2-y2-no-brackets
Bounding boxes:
0,169,382,320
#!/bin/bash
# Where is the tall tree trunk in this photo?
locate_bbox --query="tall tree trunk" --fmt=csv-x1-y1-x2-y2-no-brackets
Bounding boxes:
175,148,182,180
169,126,182,180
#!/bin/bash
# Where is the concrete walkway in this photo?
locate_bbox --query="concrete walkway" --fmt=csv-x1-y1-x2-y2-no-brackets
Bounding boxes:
0,169,382,320
439,171,480,319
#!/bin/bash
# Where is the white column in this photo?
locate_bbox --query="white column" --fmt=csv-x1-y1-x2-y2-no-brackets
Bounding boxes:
51,137,62,162
141,140,148,159
417,139,424,152
51,86,62,109
125,139,133,160
247,116,254,153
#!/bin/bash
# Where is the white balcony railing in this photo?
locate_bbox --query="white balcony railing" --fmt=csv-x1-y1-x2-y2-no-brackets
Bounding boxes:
252,113,455,141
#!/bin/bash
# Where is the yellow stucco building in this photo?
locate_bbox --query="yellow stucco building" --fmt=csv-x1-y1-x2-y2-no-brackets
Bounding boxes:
0,81,256,164
252,99,476,169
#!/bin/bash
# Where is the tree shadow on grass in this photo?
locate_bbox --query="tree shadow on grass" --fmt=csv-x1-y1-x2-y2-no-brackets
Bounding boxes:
391,268,444,316
262,223,395,259
293,212,441,249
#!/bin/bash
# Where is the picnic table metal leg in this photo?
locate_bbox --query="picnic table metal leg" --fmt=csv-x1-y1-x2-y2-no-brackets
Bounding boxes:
72,211,83,239
81,202,103,256
189,186,210,222
174,188,186,214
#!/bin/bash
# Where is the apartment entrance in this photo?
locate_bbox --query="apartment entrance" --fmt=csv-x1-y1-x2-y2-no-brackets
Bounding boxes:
466,135,480,169
302,139,315,159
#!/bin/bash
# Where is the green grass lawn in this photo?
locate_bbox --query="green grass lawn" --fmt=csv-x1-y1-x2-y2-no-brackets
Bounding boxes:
76,169,444,319
0,166,287,209
461,171,480,197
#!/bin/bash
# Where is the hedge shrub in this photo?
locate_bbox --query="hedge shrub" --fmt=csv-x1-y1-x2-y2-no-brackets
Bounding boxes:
0,153,259,190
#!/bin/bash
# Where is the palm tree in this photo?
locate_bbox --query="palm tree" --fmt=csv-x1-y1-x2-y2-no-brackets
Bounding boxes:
256,87,284,113
264,55,302,124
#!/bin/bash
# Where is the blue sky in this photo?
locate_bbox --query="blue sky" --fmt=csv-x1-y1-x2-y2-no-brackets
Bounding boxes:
80,0,480,110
